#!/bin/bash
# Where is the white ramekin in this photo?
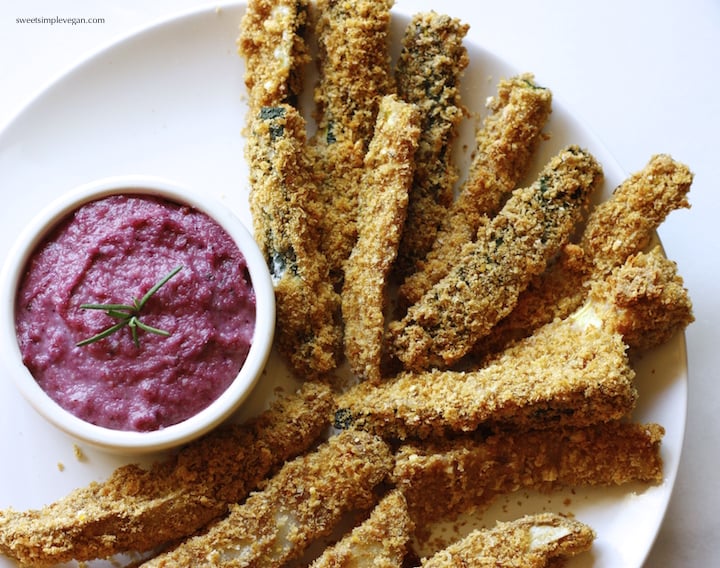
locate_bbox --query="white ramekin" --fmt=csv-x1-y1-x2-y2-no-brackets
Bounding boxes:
0,175,275,454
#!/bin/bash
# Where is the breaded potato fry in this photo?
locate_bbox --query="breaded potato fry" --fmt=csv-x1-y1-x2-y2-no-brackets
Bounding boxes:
421,513,595,568
398,74,552,307
247,105,342,378
393,422,664,527
142,431,393,568
338,314,636,440
310,0,396,281
0,383,333,567
393,12,469,277
388,146,602,370
237,0,310,112
309,490,413,568
342,95,421,382
474,154,693,356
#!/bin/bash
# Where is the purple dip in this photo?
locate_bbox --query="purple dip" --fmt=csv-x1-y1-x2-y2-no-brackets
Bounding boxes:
15,194,256,432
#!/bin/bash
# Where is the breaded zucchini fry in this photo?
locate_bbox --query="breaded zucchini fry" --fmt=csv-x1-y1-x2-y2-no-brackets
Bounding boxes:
393,12,469,277
421,513,595,568
580,153,692,277
338,313,636,440
310,0,396,281
393,422,664,527
584,246,694,351
237,0,310,112
337,244,692,440
398,74,552,307
336,242,693,439
312,0,395,155
474,154,693,356
342,95,421,382
0,383,333,567
247,105,342,378
309,490,413,568
142,431,393,568
388,146,602,370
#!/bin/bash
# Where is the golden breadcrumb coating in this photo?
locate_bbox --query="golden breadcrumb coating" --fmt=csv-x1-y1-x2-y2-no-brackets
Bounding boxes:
142,430,393,567
421,513,595,568
309,490,413,568
312,0,395,151
393,422,664,527
241,0,342,379
247,105,342,378
340,240,693,441
310,0,396,282
474,153,693,356
342,95,421,382
0,383,333,567
338,315,636,440
237,0,310,112
388,146,603,370
393,12,469,278
398,74,552,307
580,154,692,276
589,246,694,351
310,135,365,285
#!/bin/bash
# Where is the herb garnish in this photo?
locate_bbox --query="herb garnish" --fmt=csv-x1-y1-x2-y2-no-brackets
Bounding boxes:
76,265,183,348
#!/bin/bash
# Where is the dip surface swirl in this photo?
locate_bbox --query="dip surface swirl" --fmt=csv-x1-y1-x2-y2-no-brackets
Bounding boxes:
15,194,257,432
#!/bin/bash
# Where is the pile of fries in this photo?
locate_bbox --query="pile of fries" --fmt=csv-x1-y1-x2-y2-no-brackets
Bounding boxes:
0,1,694,566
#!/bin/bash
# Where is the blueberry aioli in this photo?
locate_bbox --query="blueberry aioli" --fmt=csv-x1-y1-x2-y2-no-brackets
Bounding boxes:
15,194,256,432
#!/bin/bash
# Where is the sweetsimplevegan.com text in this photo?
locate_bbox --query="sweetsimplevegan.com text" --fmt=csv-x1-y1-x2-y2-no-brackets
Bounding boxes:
16,16,105,25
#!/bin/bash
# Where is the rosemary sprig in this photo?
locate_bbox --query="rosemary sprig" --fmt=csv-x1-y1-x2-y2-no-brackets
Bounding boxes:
76,265,183,348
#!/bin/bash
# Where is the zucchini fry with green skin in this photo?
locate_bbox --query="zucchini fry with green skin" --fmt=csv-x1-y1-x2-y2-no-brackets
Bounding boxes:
141,431,394,568
338,311,636,441
398,74,552,307
342,95,421,382
237,0,310,113
421,513,595,568
394,422,664,529
0,383,333,568
309,490,413,568
388,146,602,371
473,153,693,356
337,244,692,441
312,0,396,153
247,105,342,378
310,0,396,282
392,12,469,278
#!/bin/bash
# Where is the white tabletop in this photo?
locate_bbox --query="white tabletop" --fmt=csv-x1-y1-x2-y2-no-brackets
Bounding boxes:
0,1,717,566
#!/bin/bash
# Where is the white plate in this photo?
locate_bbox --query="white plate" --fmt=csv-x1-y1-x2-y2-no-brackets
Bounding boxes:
0,3,687,567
